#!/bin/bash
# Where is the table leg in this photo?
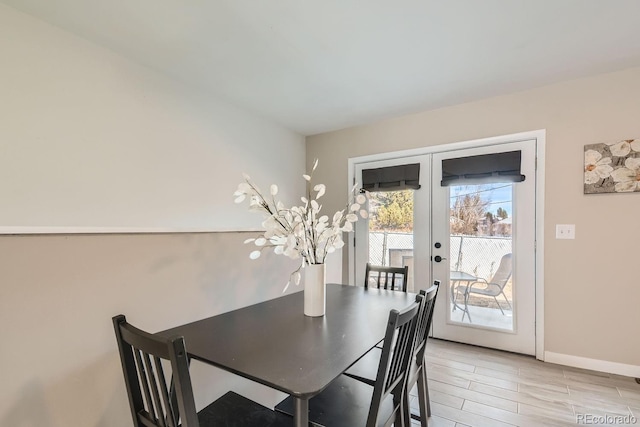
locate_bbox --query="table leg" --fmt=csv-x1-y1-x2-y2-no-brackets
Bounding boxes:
293,396,309,427
461,287,472,323
450,280,457,312
451,280,466,313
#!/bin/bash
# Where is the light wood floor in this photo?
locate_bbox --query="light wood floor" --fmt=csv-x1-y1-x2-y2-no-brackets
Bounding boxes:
408,339,640,426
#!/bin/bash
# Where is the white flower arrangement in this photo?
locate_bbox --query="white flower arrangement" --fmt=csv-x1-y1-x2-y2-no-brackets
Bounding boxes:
234,159,368,289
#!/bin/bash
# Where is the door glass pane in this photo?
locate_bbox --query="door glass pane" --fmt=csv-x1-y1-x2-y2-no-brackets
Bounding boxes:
448,184,513,331
367,190,415,292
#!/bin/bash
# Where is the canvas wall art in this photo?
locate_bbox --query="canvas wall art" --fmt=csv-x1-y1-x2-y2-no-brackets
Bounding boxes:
584,139,640,194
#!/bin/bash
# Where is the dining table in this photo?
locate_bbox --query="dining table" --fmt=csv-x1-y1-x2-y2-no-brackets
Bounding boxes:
156,283,416,427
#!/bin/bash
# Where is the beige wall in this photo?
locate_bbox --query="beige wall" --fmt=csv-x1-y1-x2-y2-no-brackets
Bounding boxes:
307,67,640,368
0,232,296,426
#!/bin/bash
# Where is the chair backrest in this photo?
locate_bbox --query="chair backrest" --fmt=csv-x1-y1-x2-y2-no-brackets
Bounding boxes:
367,298,421,427
364,263,409,292
113,315,200,427
414,281,440,361
490,253,512,289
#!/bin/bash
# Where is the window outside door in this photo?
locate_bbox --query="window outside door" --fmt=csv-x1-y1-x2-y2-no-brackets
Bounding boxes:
354,156,430,292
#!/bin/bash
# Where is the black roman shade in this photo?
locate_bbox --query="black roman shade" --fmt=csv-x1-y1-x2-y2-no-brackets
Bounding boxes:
441,151,525,186
362,163,421,192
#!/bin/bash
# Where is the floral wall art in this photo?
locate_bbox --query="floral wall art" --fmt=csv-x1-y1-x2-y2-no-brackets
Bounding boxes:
584,139,640,194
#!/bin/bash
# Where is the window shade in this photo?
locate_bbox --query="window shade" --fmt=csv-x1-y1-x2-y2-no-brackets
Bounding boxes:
441,151,525,186
362,163,421,192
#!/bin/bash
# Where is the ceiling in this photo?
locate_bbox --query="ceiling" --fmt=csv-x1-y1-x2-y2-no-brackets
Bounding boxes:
4,0,640,135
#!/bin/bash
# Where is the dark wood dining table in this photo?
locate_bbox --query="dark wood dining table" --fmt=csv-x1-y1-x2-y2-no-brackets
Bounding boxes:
157,283,416,426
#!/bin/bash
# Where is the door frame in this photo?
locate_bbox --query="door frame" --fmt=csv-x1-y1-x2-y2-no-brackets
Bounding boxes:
348,129,546,360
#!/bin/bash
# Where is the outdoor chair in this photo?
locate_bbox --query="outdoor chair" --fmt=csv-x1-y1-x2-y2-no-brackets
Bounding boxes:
112,315,291,427
275,299,422,427
462,253,513,318
344,282,440,426
365,263,409,292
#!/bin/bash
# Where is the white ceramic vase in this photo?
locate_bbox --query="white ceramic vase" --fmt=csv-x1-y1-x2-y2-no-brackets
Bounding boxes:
304,263,326,317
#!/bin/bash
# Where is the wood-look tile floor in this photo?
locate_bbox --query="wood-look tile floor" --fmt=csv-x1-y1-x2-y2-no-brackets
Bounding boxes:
408,339,640,426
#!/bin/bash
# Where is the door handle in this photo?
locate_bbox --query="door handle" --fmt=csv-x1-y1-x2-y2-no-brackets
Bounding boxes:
433,255,447,263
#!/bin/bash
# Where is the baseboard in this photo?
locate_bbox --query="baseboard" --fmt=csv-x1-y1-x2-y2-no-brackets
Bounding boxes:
544,351,640,378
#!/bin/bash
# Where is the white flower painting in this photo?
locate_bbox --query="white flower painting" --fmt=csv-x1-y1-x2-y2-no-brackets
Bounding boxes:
584,139,640,194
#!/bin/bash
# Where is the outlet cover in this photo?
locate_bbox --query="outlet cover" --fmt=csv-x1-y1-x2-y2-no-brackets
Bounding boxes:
556,224,576,239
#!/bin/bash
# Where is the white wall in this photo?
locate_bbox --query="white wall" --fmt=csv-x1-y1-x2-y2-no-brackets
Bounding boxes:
0,3,305,231
0,4,306,427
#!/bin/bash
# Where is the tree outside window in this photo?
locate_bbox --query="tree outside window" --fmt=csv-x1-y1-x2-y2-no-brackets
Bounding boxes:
368,190,414,232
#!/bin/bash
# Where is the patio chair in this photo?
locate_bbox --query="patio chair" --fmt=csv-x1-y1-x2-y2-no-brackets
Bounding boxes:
344,281,440,426
275,299,422,427
365,263,409,292
463,253,513,319
112,315,291,427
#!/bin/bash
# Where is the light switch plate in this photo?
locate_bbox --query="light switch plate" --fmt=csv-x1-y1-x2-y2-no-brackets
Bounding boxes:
556,224,575,239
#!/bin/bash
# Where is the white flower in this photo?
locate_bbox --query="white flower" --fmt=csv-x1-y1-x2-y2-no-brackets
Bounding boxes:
610,157,640,192
584,149,613,184
607,140,632,157
235,159,367,286
314,184,326,199
292,271,301,285
606,139,640,156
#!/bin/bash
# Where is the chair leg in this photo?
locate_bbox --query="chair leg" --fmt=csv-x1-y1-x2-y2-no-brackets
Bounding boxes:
494,296,505,315
418,371,431,427
501,291,512,310
424,374,431,419
415,362,430,427
399,391,411,427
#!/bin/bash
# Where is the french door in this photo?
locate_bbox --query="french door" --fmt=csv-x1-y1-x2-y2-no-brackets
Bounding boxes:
431,140,536,355
353,138,538,355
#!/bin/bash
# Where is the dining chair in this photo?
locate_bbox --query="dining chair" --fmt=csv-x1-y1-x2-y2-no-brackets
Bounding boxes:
365,263,410,292
112,315,291,427
344,281,440,427
461,253,512,321
275,299,422,427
